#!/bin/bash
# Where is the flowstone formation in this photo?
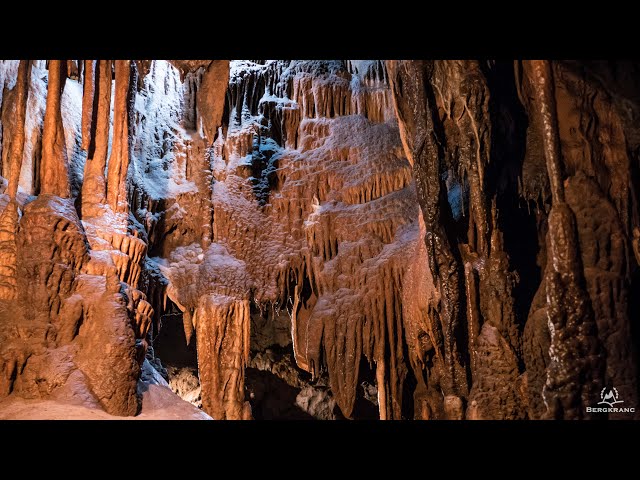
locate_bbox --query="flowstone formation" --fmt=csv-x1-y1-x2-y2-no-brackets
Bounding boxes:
151,60,418,419
0,59,638,420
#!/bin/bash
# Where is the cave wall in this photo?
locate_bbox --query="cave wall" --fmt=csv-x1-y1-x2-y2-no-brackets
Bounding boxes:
151,60,417,419
387,60,639,419
0,59,637,420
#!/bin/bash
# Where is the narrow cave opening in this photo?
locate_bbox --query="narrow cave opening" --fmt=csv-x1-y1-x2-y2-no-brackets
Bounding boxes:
153,298,201,407
350,357,380,420
154,304,198,369
401,342,418,420
245,296,342,420
245,344,316,420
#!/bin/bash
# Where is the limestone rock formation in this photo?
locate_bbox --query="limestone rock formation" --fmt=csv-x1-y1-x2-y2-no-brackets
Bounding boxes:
0,59,637,420
387,60,639,419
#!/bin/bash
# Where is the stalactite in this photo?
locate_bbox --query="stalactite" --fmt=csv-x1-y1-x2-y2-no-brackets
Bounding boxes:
81,60,96,153
40,60,69,197
0,60,31,301
197,61,230,143
196,295,251,420
81,60,111,217
387,61,469,413
145,61,418,419
107,60,136,214
7,60,31,200
66,60,78,79
387,60,530,419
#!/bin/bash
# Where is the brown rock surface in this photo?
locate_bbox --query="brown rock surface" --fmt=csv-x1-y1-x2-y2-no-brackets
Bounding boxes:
106,60,136,214
40,60,70,198
387,59,638,419
0,194,141,416
81,60,111,218
0,59,638,420
6,60,31,200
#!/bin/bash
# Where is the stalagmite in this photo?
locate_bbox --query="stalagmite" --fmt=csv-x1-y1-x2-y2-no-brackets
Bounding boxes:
523,60,604,419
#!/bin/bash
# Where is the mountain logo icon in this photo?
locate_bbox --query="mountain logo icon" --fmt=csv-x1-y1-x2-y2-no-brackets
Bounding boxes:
598,387,623,407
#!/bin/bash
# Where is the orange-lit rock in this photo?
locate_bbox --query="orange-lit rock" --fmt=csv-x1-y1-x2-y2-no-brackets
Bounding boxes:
0,59,638,420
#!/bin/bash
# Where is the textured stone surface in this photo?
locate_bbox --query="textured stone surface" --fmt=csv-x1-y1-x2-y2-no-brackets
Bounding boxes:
0,59,638,420
387,59,638,419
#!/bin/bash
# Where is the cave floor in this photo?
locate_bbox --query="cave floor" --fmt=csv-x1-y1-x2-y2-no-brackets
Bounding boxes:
0,361,211,420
